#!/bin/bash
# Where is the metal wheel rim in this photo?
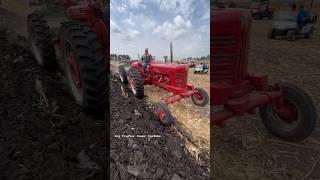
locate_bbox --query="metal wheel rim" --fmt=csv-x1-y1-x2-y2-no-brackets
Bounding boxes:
129,77,137,95
65,42,83,104
267,99,300,131
193,92,205,104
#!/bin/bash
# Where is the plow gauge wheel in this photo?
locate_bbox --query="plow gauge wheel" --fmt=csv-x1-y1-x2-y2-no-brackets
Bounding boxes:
156,102,174,125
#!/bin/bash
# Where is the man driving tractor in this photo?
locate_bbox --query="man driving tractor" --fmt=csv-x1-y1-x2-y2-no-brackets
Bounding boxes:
141,48,153,73
297,5,311,26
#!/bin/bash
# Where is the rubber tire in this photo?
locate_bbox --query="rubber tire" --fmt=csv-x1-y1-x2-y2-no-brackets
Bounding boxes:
156,102,174,125
304,30,313,39
192,88,209,106
61,21,107,113
259,83,317,142
286,30,297,41
268,29,275,39
27,12,56,69
128,68,144,99
119,65,128,84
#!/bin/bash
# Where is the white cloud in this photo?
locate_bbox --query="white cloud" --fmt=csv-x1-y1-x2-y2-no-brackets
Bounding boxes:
135,14,156,29
117,3,128,13
123,14,156,28
152,0,194,18
124,29,140,40
128,0,145,8
153,15,192,40
123,18,136,26
110,19,121,33
200,8,210,21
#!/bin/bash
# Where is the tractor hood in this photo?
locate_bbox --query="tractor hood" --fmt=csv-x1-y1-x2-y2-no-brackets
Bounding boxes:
211,8,252,32
150,63,189,71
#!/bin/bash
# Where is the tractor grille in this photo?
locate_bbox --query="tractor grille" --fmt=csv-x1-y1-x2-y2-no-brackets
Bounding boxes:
175,72,187,87
211,34,237,81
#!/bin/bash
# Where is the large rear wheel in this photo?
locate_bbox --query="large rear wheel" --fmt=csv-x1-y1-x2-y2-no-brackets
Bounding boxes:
61,21,107,113
128,68,144,99
27,12,56,69
259,83,317,142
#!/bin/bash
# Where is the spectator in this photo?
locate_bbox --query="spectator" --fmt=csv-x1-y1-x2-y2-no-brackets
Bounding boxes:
297,5,311,26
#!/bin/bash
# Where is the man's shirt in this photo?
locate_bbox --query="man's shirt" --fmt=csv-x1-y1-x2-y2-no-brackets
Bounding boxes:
141,54,153,64
298,10,310,21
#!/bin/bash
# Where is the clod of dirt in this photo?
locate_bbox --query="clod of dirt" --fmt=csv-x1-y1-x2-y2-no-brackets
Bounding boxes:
171,173,184,180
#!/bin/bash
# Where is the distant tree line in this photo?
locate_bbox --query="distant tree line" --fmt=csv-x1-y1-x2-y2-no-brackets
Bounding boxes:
111,54,130,61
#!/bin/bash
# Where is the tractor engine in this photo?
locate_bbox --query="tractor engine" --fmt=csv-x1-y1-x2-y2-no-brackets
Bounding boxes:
149,63,189,89
211,8,252,105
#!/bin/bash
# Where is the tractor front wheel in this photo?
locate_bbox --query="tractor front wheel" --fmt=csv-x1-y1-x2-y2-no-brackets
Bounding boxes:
119,65,128,84
259,83,317,142
192,88,209,106
61,21,107,113
128,68,144,99
27,12,56,69
156,102,174,125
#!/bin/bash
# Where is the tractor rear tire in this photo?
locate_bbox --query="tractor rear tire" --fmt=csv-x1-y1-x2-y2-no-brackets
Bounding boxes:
192,88,209,106
119,65,128,84
128,68,144,99
259,83,317,142
61,21,107,113
27,12,56,69
156,102,174,125
286,30,297,41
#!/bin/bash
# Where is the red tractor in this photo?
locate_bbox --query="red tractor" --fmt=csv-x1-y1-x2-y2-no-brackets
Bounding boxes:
211,8,317,142
27,0,109,113
118,61,209,125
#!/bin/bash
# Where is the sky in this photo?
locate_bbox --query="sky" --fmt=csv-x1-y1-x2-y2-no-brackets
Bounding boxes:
110,0,210,60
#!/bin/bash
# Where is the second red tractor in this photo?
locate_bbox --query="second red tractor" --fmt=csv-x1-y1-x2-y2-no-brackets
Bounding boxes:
211,8,317,142
118,61,209,125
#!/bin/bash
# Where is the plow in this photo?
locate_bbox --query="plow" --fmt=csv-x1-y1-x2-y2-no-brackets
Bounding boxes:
118,61,209,125
27,0,109,113
211,8,317,142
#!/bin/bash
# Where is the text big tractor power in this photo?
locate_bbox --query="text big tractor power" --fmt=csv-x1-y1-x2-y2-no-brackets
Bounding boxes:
118,61,209,125
27,0,109,113
211,9,317,142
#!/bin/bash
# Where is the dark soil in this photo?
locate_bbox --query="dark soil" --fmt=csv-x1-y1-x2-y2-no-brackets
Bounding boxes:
0,28,108,179
110,75,209,179
0,20,209,180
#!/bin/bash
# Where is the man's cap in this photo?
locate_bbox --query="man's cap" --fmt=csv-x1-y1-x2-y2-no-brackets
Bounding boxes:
145,48,149,51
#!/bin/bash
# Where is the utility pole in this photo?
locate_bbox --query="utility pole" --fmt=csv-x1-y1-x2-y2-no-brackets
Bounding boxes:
170,42,173,63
